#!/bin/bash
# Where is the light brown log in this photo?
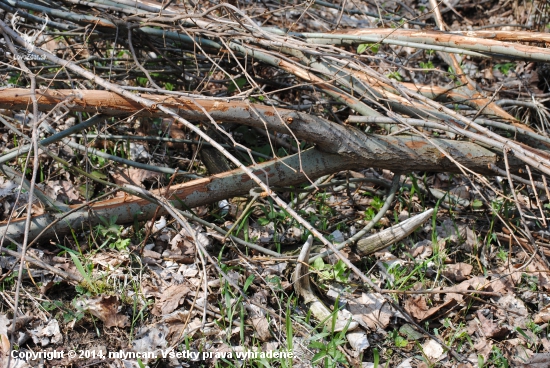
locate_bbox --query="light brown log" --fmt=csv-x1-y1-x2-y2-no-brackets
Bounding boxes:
0,88,523,174
0,148,355,241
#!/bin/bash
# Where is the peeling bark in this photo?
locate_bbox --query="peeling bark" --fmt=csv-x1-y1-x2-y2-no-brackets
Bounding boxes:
0,88,525,242
0,148,354,241
305,29,550,62
0,141,516,242
0,88,522,174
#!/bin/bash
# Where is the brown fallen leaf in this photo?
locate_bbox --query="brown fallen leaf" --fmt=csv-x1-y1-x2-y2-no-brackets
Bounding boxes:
461,275,485,288
497,294,529,328
251,317,271,341
422,339,445,362
89,252,129,269
43,180,81,203
347,293,397,329
447,276,502,296
347,331,370,357
442,262,473,282
409,240,432,259
152,283,191,316
484,276,509,294
534,303,550,323
473,337,493,356
496,264,523,288
170,225,210,254
143,249,161,259
110,168,161,187
76,295,129,328
162,310,202,341
476,310,510,339
404,294,459,322
526,260,550,291
466,319,478,335
131,323,169,360
0,314,10,357
1,314,30,368
167,122,187,149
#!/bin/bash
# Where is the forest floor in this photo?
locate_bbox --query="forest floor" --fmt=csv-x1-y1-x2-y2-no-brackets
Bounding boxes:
1,0,550,367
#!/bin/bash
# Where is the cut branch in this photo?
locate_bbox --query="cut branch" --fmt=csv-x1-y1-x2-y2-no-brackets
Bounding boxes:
0,88,523,175
0,148,351,241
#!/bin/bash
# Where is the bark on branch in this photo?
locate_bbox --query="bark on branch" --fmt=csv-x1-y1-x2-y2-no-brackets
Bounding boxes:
0,88,522,174
0,148,353,241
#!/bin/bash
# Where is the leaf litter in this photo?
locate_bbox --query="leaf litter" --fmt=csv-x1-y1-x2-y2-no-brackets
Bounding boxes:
1,0,550,367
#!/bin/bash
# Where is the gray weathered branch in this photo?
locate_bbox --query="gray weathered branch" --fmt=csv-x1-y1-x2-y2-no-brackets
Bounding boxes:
0,89,523,175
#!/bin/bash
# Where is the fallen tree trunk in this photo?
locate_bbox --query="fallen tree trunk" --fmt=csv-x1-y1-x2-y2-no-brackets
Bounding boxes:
0,88,523,174
0,139,517,242
0,87,526,242
0,148,352,242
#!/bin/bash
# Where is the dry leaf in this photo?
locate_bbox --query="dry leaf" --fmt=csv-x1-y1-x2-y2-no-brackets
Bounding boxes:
170,224,210,253
404,294,459,322
534,304,550,323
0,314,30,368
455,275,484,289
382,170,394,181
110,168,160,187
347,331,369,358
0,314,9,356
497,294,529,328
0,177,17,198
483,68,495,80
473,337,493,356
162,311,204,341
466,318,478,335
398,210,410,221
409,239,432,259
422,339,445,361
442,263,473,282
178,264,199,278
152,284,190,316
516,353,550,368
131,324,168,361
436,219,460,240
476,310,510,339
129,143,151,161
143,249,161,259
29,319,63,346
396,358,414,368
90,252,128,269
449,185,471,200
76,295,129,328
485,276,509,294
526,260,550,291
43,180,81,203
347,293,397,329
251,317,271,341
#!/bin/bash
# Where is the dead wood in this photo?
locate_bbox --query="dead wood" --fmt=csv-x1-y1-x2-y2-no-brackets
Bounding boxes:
0,136,515,242
0,88,524,175
0,148,351,241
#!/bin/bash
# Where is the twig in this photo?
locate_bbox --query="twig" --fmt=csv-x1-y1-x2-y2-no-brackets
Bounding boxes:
139,168,179,255
525,165,547,228
502,150,540,272
309,173,401,262
127,28,162,90
73,134,272,159
1,29,41,357
0,236,81,282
